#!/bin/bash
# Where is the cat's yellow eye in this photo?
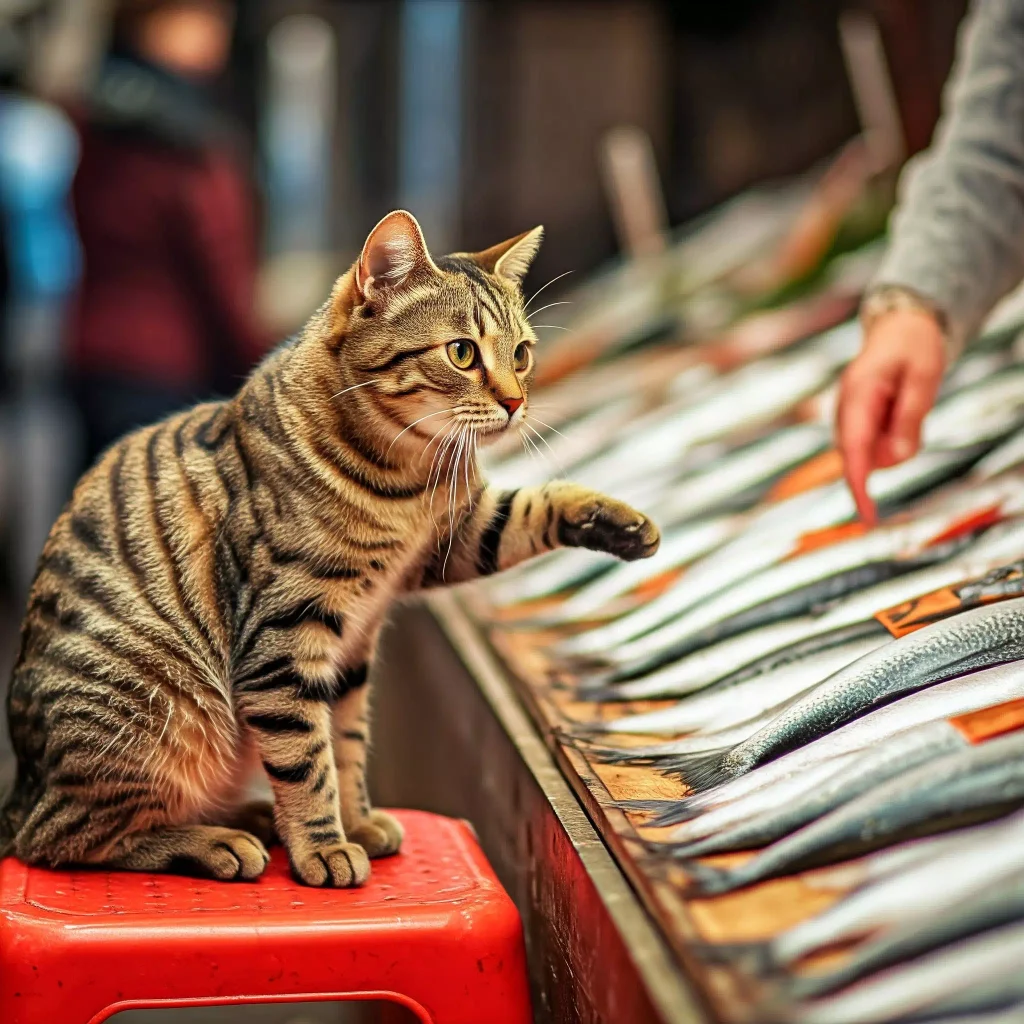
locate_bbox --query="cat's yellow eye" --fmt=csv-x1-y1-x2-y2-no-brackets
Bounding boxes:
513,342,532,372
447,339,477,370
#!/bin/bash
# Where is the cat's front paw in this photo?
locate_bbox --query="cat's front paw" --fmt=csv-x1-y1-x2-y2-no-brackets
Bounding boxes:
558,494,660,561
348,809,404,859
291,842,371,888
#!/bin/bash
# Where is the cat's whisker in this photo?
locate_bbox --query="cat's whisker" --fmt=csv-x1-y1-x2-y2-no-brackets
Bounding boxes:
330,379,383,401
524,420,560,462
417,414,456,468
442,425,469,577
530,324,570,332
527,415,569,441
426,421,460,520
527,300,571,321
386,408,450,458
524,269,573,312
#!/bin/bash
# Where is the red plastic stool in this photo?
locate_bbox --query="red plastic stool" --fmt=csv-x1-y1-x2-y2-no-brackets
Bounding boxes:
0,809,532,1024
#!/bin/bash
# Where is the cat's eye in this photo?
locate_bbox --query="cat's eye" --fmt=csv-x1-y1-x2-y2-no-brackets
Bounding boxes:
513,342,532,372
447,339,477,370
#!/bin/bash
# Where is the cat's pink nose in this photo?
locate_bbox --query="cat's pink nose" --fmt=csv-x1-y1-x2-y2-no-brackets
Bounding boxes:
499,396,524,418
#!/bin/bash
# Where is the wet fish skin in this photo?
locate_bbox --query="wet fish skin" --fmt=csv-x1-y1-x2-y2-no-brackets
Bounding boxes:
694,815,1024,973
678,598,1024,793
684,730,1024,896
594,516,1024,690
770,810,1024,969
790,921,1024,1024
587,631,888,715
558,447,989,663
788,869,1024,1000
653,661,1024,823
533,515,740,625
664,717,966,856
591,523,974,678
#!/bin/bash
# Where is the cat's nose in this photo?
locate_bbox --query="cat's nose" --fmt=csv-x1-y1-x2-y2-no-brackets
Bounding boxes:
499,396,524,418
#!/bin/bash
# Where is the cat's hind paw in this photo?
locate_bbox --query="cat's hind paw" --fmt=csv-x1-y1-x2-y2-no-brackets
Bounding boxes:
348,809,404,859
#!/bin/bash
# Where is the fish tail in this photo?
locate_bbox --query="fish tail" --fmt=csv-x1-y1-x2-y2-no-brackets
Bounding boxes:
614,798,677,812
691,939,779,977
649,802,704,827
782,967,852,1002
589,748,667,765
682,859,745,896
571,685,628,703
664,748,735,792
554,651,615,674
610,798,706,826
667,833,747,859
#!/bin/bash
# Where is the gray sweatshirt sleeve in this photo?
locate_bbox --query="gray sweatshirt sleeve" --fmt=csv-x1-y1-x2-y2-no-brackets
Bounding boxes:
870,0,1024,356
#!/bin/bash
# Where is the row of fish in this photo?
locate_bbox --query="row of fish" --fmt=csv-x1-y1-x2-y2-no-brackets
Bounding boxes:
478,292,1024,1019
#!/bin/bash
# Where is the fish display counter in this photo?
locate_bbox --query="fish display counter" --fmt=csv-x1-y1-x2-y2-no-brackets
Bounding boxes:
377,164,1024,1023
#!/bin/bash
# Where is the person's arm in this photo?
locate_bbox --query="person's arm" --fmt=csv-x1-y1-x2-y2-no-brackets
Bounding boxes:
839,0,1024,522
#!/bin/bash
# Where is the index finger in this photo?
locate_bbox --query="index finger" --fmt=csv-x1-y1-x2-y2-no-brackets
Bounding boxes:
837,377,891,526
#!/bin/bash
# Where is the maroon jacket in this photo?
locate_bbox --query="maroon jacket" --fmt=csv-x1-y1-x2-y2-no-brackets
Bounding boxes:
69,60,269,393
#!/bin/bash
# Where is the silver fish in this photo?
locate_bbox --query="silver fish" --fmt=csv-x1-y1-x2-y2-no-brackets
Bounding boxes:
665,709,991,855
762,813,1024,970
562,465,1017,665
646,422,830,528
684,729,1024,896
581,519,1024,706
599,516,1024,694
570,341,850,495
602,517,971,673
519,514,741,625
484,547,618,607
678,598,1024,793
631,754,861,837
789,868,1024,1000
656,663,1024,828
593,634,888,732
792,921,1024,1024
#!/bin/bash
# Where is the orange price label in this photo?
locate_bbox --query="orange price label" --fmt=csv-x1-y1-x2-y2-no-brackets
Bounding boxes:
951,697,1024,745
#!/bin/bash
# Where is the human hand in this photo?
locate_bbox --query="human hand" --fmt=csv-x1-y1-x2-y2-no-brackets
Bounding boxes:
836,307,946,525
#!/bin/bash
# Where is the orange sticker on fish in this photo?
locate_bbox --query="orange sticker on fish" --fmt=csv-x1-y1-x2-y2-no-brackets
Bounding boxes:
787,520,868,559
875,588,969,638
924,504,1004,548
876,561,1024,638
769,449,844,503
951,697,1024,745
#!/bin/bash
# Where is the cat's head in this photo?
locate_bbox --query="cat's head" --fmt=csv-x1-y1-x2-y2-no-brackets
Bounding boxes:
333,210,544,454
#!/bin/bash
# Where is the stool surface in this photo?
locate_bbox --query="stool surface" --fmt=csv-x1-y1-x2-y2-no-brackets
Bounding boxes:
1,809,489,928
1,810,532,1024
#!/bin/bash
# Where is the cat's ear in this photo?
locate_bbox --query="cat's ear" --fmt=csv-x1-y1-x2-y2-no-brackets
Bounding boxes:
355,210,437,301
472,226,544,287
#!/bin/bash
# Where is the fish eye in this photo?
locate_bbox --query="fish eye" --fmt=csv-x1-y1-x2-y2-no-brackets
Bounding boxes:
513,342,532,372
446,339,477,370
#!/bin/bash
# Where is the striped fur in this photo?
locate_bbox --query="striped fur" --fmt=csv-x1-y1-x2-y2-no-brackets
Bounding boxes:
0,211,659,886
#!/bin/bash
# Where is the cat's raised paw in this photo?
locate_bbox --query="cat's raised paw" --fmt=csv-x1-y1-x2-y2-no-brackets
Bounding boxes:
348,809,405,859
293,842,371,887
558,497,660,562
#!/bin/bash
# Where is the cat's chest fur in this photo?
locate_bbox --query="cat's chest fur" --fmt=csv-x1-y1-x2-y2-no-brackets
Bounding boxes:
291,496,455,672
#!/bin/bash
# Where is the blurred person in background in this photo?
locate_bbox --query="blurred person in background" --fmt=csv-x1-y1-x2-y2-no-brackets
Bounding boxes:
69,0,269,466
837,0,1024,524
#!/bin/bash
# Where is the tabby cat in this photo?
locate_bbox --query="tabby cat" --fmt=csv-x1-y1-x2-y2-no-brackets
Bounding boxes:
0,211,659,887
